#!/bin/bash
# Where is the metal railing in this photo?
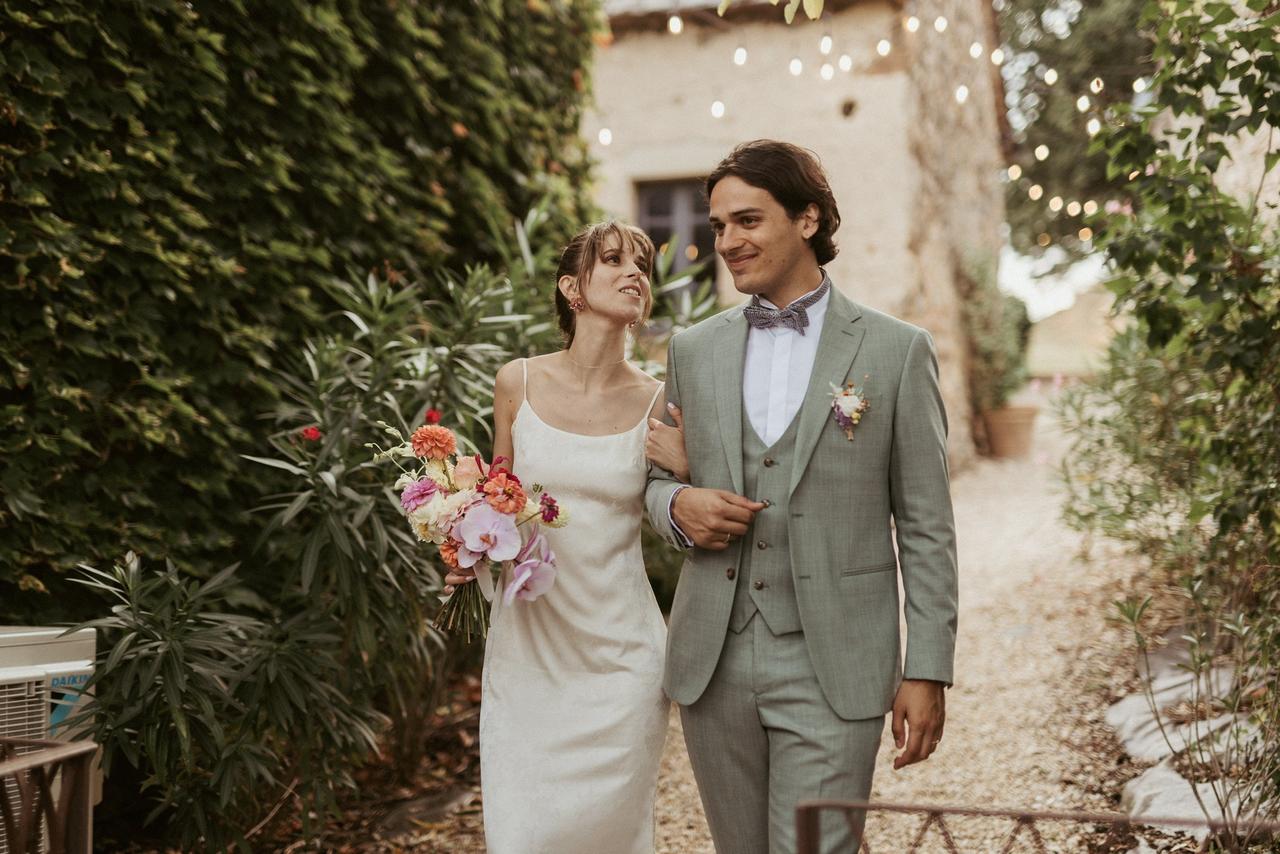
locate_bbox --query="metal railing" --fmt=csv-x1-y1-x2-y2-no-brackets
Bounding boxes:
0,737,96,854
796,799,1280,854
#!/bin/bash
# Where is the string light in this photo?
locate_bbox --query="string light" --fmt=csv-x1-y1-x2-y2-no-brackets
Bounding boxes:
970,42,984,59
839,54,853,71
734,47,748,65
1044,68,1058,85
1049,195,1064,212
1076,95,1090,112
667,14,683,35
820,35,833,55
1133,78,1147,93
991,48,1005,65
877,39,892,56
955,85,969,104
934,16,948,32
1083,200,1099,215
1035,144,1050,161
1007,164,1022,180
711,100,725,118
790,58,804,76
685,244,700,261
906,16,920,32
1029,184,1044,200
1078,227,1093,241
820,63,835,81
1037,233,1052,247
1086,117,1102,136
598,128,613,146
1066,200,1082,216
1090,77,1105,93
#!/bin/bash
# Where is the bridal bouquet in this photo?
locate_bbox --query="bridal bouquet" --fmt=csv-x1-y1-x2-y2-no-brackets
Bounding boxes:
369,419,567,640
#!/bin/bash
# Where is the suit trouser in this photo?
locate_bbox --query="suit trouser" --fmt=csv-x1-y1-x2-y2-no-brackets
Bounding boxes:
680,612,884,854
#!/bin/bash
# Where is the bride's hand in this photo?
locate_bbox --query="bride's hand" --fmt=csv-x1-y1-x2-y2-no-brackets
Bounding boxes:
646,403,690,483
443,566,476,595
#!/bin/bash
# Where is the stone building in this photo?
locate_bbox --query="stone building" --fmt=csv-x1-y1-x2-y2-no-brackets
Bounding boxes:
587,0,1011,466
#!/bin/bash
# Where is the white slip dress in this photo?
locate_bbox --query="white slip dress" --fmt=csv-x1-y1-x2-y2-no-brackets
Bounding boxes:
479,359,669,853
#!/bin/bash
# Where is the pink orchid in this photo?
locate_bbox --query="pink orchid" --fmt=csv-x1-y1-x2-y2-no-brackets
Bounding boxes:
504,526,557,605
455,503,521,568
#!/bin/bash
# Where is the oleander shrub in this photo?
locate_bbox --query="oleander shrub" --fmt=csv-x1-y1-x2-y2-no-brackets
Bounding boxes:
0,0,598,621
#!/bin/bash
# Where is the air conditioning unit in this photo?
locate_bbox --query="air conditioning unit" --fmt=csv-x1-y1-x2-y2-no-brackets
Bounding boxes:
0,626,99,854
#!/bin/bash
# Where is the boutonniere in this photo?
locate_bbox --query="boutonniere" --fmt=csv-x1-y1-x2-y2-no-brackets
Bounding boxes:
829,376,870,441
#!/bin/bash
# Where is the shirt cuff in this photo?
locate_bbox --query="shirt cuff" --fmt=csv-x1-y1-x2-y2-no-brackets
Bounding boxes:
668,486,694,550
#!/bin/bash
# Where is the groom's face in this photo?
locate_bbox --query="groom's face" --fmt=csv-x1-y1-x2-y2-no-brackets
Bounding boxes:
709,175,817,298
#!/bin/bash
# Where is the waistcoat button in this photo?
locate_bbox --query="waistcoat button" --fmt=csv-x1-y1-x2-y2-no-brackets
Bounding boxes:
761,499,772,508
725,567,736,580
756,540,767,550
753,580,765,590
763,457,776,467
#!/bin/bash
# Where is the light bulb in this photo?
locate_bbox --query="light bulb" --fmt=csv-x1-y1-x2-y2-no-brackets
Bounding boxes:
877,40,892,57
667,14,683,35
934,16,948,32
711,100,725,118
991,48,1005,65
970,42,984,59
1007,164,1022,180
955,85,969,104
906,16,920,32
598,128,612,146
1034,144,1050,161
789,58,803,76
734,47,748,66
839,54,854,71
820,35,833,55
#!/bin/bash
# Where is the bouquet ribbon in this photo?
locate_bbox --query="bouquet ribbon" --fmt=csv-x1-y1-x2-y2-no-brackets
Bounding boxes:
474,561,497,602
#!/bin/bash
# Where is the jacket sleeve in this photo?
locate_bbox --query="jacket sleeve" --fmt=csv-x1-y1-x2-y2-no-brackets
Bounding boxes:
889,329,959,686
645,336,692,550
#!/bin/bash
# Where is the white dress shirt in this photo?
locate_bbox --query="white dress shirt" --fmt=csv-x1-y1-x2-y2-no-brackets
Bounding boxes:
743,282,830,445
668,277,831,546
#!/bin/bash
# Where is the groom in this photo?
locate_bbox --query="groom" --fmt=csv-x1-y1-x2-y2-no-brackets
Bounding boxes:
645,140,958,853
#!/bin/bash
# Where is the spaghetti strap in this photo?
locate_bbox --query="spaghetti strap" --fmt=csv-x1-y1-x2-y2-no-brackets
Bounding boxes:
645,381,664,415
520,358,529,405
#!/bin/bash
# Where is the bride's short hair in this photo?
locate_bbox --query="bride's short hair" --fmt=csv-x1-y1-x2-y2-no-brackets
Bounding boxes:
555,221,656,345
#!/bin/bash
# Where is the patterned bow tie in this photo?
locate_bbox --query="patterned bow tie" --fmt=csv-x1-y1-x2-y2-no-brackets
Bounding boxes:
742,277,831,335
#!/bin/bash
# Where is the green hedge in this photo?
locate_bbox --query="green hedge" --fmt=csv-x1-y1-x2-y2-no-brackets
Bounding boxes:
0,0,598,619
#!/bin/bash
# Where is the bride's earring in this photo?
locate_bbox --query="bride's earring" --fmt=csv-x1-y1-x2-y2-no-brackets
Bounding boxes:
627,320,637,329
570,297,585,312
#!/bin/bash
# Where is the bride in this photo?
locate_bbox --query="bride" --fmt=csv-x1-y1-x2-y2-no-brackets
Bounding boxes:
445,221,684,853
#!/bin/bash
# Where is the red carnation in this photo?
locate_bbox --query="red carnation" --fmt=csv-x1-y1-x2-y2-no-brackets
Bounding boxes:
425,408,442,425
300,426,323,442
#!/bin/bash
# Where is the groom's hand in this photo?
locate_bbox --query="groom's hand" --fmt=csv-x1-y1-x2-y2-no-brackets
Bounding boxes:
891,679,946,770
671,487,765,551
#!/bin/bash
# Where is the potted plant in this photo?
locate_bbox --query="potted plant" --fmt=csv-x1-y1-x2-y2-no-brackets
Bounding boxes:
963,258,1036,458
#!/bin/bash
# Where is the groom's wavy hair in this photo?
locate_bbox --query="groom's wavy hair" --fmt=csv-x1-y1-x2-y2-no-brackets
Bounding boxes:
554,221,656,346
706,140,840,266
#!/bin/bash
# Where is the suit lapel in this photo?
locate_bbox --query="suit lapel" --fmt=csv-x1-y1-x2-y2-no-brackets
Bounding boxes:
713,309,749,496
789,290,866,495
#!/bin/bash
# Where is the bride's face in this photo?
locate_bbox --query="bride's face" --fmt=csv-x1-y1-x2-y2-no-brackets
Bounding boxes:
581,238,651,326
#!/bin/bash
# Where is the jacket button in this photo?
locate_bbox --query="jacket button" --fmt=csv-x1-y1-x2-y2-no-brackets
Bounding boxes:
753,580,765,590
760,499,772,508
763,457,776,467
725,567,736,580
756,540,768,550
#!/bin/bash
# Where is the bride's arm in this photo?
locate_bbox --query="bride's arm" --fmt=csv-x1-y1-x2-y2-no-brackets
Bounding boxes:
645,386,689,483
444,360,521,589
490,359,521,469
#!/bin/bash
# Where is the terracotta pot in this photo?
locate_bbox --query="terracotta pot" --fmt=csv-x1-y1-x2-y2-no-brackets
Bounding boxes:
982,405,1039,458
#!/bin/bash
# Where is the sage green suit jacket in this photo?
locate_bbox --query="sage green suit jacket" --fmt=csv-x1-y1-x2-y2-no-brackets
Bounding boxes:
645,288,959,721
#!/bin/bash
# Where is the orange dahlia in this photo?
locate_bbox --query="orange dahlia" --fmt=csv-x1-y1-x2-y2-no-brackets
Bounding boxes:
411,425,457,460
483,472,527,515
439,539,462,569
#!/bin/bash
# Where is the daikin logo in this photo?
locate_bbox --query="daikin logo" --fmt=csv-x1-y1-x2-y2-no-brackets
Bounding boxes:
51,673,90,689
